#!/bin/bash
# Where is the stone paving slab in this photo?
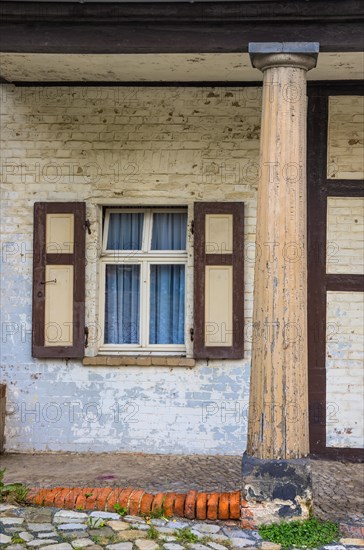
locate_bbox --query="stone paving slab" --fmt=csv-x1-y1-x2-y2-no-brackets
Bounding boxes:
0,504,363,550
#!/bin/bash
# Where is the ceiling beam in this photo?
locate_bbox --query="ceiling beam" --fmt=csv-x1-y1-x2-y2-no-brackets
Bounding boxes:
1,1,363,54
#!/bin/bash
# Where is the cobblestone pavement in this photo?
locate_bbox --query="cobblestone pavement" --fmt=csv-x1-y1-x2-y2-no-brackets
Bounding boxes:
311,460,364,522
1,503,364,550
0,454,242,493
1,454,363,522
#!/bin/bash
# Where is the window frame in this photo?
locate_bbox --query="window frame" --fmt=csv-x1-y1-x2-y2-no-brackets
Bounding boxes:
99,207,188,355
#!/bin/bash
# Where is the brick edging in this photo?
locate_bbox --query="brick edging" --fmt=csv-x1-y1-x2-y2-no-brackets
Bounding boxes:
26,487,243,521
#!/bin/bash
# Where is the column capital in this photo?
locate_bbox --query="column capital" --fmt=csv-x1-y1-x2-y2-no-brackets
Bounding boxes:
249,42,319,72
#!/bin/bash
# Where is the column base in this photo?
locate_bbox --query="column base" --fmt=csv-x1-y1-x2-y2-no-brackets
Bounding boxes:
241,453,312,527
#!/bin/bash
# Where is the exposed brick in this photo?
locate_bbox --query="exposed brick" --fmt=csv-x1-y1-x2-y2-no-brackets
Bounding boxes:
152,492,165,513
207,493,219,520
26,487,40,502
29,488,49,506
26,486,246,522
84,488,101,511
218,492,229,520
105,488,123,512
97,487,114,511
118,487,135,511
339,522,364,539
75,488,95,510
184,490,198,519
140,493,154,515
241,518,256,529
129,489,145,516
163,492,176,518
196,492,207,520
53,488,72,509
44,487,63,507
241,505,254,516
64,488,81,510
240,506,255,527
229,491,241,520
241,498,248,508
174,494,187,517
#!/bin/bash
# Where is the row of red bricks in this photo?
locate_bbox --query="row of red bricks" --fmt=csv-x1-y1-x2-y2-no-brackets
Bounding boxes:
339,521,364,539
27,487,247,522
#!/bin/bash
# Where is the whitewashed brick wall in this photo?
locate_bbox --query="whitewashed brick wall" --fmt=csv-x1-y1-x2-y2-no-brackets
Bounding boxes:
326,193,364,449
1,85,362,454
327,197,364,274
326,291,364,448
0,85,261,454
326,97,364,449
327,95,364,179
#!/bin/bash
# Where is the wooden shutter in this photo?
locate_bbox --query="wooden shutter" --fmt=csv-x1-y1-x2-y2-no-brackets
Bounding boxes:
32,202,86,358
194,202,244,359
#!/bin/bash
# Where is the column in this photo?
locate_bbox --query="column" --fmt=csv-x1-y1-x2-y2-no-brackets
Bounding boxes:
242,43,319,526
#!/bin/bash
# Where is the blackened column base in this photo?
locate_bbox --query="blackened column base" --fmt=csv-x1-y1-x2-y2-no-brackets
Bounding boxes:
241,453,312,526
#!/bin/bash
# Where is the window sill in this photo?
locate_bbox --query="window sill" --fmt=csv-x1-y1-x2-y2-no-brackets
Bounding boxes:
83,356,196,367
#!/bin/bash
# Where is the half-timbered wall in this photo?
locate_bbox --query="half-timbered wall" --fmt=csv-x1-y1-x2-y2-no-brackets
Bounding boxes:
0,84,362,456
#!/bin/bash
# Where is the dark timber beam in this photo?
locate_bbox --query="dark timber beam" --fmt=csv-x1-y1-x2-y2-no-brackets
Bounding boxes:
0,1,363,53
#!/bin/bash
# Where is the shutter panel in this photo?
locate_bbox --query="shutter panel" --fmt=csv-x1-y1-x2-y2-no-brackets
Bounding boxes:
194,202,244,359
32,202,86,358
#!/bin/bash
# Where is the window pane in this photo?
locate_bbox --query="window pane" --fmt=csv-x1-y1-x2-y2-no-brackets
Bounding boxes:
149,265,185,344
151,212,187,250
107,213,144,250
105,265,140,344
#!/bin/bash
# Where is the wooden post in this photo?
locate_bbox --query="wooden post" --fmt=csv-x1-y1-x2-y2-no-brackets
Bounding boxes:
0,384,6,453
247,44,318,460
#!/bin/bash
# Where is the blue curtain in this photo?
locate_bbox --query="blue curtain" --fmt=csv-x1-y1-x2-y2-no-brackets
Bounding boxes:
149,265,185,344
105,265,140,344
107,213,144,250
151,213,187,250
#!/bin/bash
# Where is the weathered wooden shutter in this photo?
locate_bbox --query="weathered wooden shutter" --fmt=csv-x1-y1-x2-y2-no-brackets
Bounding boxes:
194,202,244,359
32,202,86,358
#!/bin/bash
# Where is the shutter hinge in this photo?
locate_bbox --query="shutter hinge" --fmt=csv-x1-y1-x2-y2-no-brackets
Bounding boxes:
190,220,194,235
190,328,194,342
84,326,89,348
40,278,57,285
85,220,91,235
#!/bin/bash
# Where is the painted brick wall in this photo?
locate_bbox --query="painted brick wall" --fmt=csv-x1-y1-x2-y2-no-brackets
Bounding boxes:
327,197,364,274
326,291,364,448
326,195,364,449
0,85,261,454
327,95,364,179
1,86,362,455
325,96,364,450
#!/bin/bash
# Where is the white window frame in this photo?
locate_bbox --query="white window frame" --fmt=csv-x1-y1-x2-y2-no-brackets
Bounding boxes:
99,207,188,355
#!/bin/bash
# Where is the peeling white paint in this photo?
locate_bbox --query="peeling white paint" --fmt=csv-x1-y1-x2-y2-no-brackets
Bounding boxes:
0,85,258,454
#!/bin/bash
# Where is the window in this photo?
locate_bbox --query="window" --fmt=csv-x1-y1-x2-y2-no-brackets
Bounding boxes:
31,201,244,360
99,207,188,354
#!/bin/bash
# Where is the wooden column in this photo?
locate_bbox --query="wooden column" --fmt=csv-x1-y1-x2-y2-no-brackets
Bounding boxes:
247,45,318,460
